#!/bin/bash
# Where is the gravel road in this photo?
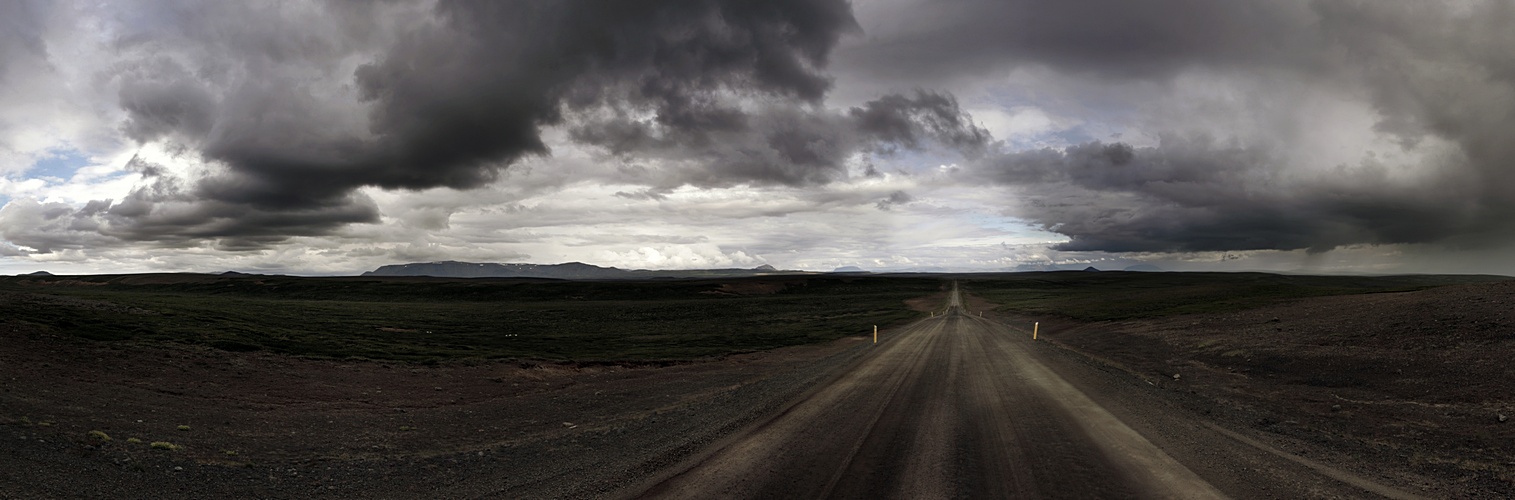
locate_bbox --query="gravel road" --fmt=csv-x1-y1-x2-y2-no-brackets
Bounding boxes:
624,287,1428,499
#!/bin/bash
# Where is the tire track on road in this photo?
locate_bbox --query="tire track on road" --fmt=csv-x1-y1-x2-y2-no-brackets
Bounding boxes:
632,300,1222,499
629,285,1422,499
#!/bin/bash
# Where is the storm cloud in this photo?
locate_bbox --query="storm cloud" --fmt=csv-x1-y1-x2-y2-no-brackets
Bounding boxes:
6,0,1515,273
87,0,880,246
569,89,989,188
840,0,1323,83
887,0,1515,254
971,136,1486,253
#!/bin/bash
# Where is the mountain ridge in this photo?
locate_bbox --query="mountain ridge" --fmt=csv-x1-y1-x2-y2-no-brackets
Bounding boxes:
362,261,796,280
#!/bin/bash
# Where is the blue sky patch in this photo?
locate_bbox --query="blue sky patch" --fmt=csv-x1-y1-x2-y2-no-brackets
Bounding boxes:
29,148,94,181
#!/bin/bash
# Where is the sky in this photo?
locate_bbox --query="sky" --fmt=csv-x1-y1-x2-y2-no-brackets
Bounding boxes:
3,0,1515,276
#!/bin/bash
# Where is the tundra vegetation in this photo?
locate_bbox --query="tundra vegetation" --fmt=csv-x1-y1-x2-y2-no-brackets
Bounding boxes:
0,274,941,362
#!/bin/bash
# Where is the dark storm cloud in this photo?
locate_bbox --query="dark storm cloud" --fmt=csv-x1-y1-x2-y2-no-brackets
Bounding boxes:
569,105,853,187
0,1,64,168
875,190,912,211
835,0,1515,254
1,156,379,254
98,0,861,246
841,0,1317,82
116,64,218,144
101,174,380,251
270,0,851,198
18,0,1515,261
569,90,989,187
850,91,991,157
1313,2,1515,189
0,2,48,83
972,136,1485,253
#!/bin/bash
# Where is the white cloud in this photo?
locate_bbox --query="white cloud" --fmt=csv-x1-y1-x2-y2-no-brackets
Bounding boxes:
972,106,1058,145
596,244,763,270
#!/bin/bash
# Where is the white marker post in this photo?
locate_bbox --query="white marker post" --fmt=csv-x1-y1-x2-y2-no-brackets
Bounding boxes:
1033,322,1039,340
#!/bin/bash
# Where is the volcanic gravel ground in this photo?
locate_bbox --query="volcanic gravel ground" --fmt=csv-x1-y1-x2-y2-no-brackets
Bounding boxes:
0,319,876,499
1025,280,1515,497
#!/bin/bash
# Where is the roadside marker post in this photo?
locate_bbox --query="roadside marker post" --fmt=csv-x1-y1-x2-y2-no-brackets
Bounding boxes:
873,325,878,344
1033,322,1039,340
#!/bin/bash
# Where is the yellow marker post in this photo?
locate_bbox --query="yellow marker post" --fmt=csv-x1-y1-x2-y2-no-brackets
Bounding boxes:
873,325,878,344
1033,322,1039,340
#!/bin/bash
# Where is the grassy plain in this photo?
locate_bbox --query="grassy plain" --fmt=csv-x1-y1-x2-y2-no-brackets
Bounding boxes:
0,274,942,362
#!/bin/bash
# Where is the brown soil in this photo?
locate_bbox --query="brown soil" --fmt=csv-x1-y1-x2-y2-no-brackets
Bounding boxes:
0,318,878,498
1015,280,1515,496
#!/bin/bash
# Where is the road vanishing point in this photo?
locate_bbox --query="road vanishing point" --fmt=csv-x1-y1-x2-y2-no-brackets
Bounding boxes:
625,286,1425,500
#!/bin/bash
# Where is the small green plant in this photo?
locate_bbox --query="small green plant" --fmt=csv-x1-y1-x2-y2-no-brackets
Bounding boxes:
126,437,143,444
37,420,53,427
223,449,238,456
176,425,191,431
399,425,414,431
150,441,180,451
87,430,111,441
18,416,32,426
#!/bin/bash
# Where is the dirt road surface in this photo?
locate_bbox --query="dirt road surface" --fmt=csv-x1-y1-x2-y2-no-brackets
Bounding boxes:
628,287,1427,499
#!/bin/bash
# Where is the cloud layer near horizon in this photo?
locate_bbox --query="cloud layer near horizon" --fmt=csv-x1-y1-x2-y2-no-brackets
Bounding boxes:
4,0,1515,273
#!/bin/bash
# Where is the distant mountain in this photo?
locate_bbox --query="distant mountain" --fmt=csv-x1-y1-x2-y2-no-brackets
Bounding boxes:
1082,266,1100,272
362,261,802,280
23,271,53,276
881,266,952,273
364,261,626,279
1123,264,1164,272
1008,263,1092,272
831,266,867,273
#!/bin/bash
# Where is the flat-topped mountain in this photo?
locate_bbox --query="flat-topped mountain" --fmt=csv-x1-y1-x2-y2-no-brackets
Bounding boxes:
362,261,792,280
364,261,624,279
